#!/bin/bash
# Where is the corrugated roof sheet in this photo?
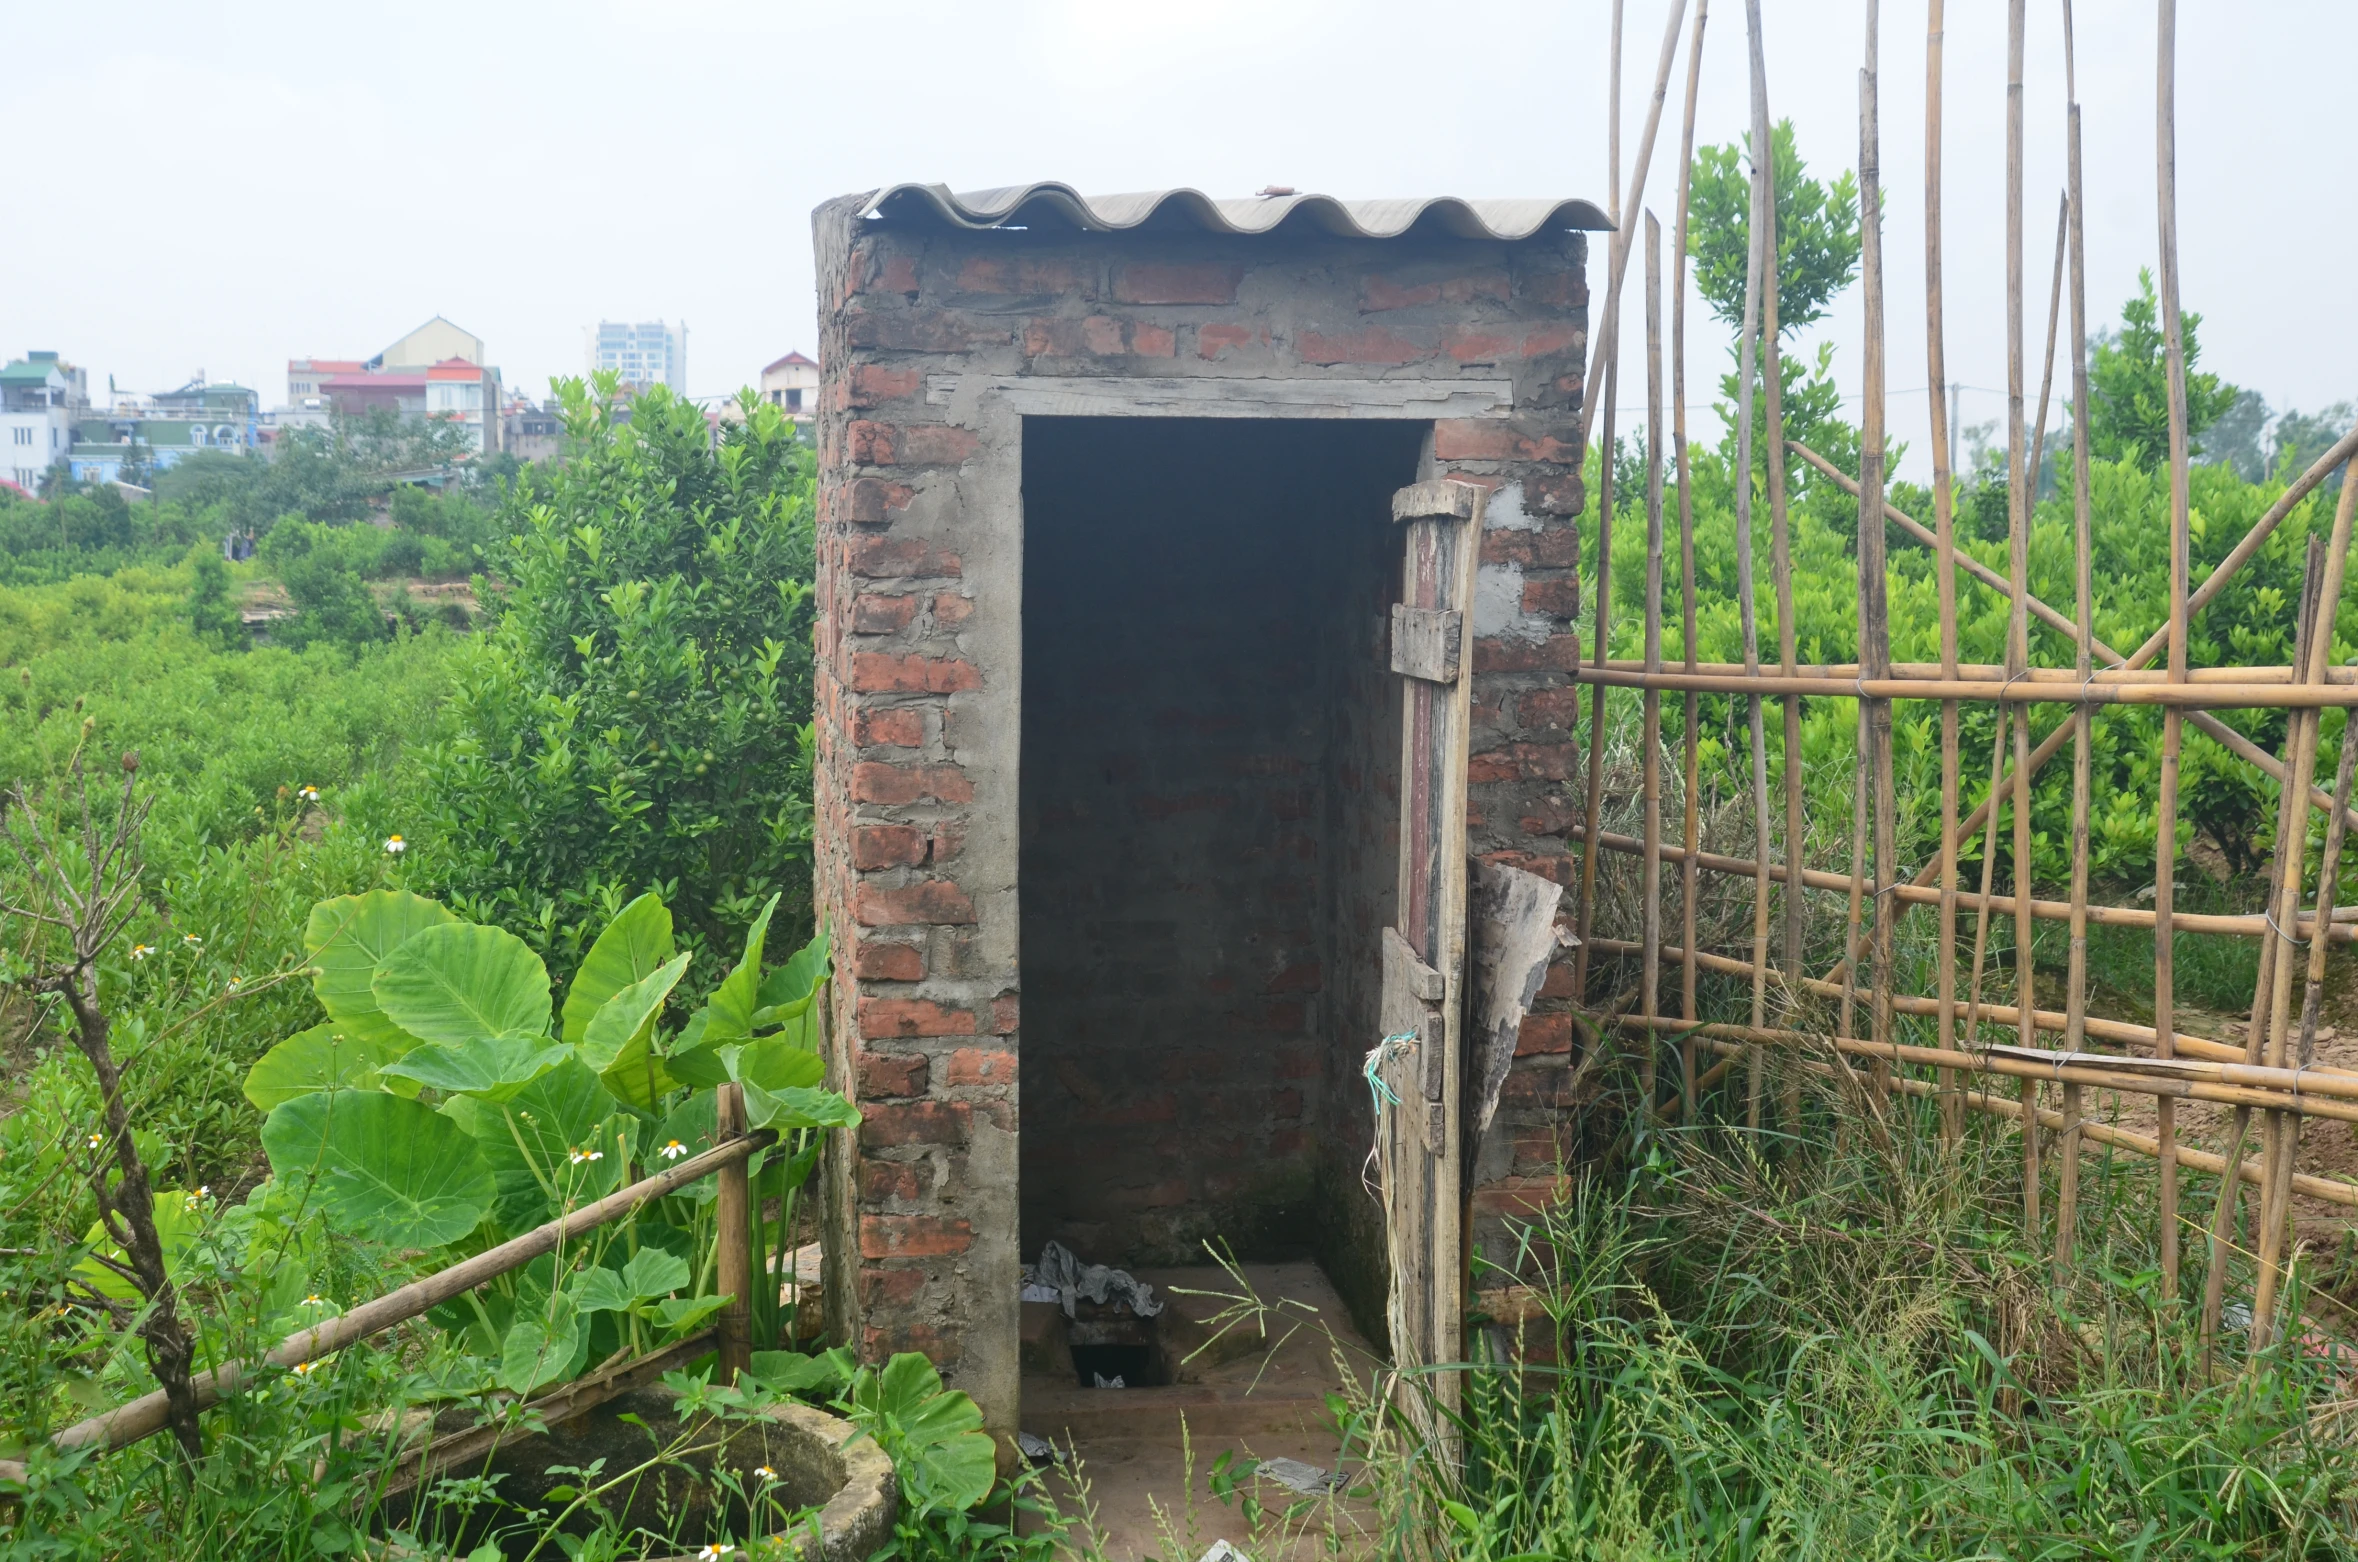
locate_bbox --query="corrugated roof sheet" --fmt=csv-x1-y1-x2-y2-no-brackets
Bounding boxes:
866,183,1614,240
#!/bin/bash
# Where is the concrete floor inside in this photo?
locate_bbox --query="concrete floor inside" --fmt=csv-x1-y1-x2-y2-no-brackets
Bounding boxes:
1017,1261,1380,1560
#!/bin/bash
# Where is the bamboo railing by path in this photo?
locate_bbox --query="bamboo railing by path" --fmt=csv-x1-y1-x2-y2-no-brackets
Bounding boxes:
1568,0,2356,1372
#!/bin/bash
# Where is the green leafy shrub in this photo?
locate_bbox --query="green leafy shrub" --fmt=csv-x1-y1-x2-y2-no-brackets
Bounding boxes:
413,377,818,978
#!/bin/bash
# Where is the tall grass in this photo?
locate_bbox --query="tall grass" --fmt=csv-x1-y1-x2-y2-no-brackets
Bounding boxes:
1330,1072,2358,1560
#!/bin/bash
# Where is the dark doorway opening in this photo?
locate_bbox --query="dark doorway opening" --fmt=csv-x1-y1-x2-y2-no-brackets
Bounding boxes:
1017,416,1423,1304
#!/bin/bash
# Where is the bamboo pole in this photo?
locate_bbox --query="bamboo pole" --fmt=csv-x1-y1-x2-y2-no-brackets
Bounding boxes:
1593,657,2358,687
1641,212,1668,1108
1567,667,2358,708
2058,2,2094,1280
1674,0,1710,1121
1738,0,1777,1125
715,1080,753,1383
1857,0,1897,1100
1574,0,1632,1008
1924,0,1961,1145
2003,0,2040,1236
2203,537,2332,1359
2251,498,2356,1350
50,1127,776,1456
1761,61,1805,1072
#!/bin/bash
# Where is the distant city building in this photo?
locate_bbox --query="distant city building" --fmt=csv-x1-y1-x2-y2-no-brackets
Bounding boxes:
68,380,260,485
286,317,502,453
760,351,818,419
1,351,87,492
502,396,563,463
594,320,686,393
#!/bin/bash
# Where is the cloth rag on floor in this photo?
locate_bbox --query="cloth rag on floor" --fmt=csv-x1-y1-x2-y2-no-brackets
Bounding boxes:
1025,1239,1163,1318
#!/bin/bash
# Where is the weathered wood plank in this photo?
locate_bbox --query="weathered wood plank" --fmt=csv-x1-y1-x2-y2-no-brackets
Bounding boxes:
1390,604,1463,683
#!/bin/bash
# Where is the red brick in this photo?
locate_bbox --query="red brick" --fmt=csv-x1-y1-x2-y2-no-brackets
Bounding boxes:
844,476,915,526
853,707,924,748
1130,322,1176,357
946,1047,1016,1087
955,254,1082,295
1537,960,1578,1000
1483,525,1582,568
860,1214,973,1259
931,591,973,627
1517,686,1582,729
852,938,926,981
1485,849,1577,886
1523,469,1587,516
853,879,978,927
850,762,973,806
852,824,929,869
1196,323,1258,361
1112,261,1242,305
1082,316,1126,355
1022,317,1087,357
930,825,965,863
1475,634,1582,673
1295,326,1426,366
848,365,923,408
851,593,917,634
859,1264,928,1309
849,652,982,695
1265,959,1322,994
846,535,961,578
1523,267,1587,308
860,998,976,1038
859,1050,931,1097
848,421,980,467
1433,421,1580,463
860,1099,972,1149
864,1321,950,1360
1472,1177,1567,1220
1521,576,1585,618
1468,742,1577,784
1516,1012,1576,1056
1360,276,1440,312
989,993,1019,1034
872,253,918,294
861,1160,927,1202
843,309,990,352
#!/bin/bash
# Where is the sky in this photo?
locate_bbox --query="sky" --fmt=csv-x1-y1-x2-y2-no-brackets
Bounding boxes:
5,0,2350,484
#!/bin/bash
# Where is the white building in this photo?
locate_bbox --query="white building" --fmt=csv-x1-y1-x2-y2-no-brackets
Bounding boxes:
0,353,86,493
594,320,686,393
760,351,818,420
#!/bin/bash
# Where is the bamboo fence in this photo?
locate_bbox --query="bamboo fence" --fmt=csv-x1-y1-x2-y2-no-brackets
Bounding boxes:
1570,0,2358,1358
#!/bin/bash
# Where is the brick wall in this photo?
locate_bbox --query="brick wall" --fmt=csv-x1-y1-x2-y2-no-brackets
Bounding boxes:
811,193,1589,1433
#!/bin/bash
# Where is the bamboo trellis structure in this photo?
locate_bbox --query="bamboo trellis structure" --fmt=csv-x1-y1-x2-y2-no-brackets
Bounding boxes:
1569,0,2357,1358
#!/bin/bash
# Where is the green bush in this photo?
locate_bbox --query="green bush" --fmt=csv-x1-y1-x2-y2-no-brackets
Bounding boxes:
413,377,818,979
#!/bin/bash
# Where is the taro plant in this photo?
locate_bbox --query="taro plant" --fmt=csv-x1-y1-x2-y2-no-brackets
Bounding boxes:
240,885,854,1397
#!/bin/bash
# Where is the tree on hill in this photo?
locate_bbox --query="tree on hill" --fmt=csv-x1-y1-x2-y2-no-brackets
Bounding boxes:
1687,117,1863,337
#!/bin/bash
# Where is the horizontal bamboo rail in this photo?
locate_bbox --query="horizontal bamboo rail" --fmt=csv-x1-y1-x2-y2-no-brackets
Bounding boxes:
1571,664,2358,708
1673,1034,2358,1210
1568,823,2358,942
47,1121,776,1458
1604,1009,2358,1122
1599,657,2353,686
1585,936,2358,1108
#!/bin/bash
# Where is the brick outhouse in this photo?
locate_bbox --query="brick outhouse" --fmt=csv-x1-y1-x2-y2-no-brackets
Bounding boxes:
810,183,1606,1444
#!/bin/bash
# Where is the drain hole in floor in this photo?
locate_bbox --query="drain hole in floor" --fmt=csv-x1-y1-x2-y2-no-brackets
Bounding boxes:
1070,1341,1164,1388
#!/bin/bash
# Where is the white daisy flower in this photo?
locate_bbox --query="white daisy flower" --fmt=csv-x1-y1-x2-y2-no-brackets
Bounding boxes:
129,944,152,961
297,785,320,802
383,834,407,855
660,1139,688,1161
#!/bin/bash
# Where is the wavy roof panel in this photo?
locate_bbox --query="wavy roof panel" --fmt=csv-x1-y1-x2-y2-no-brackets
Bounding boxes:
866,183,1614,240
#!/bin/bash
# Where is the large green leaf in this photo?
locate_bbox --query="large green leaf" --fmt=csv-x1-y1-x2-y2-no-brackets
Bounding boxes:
751,926,832,1031
596,1025,677,1114
304,891,455,1048
377,1036,570,1100
650,1091,720,1204
702,893,780,1044
75,1189,207,1302
500,1292,584,1395
243,1024,407,1112
733,1038,825,1093
373,923,552,1047
854,1353,996,1511
578,952,691,1074
568,1266,635,1314
744,1083,860,1133
561,893,676,1047
448,1060,629,1233
262,1091,494,1250
621,1246,691,1298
